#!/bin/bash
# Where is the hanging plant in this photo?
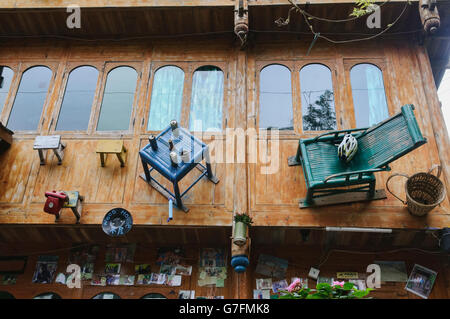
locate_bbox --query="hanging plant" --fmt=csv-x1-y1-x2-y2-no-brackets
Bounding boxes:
350,0,377,18
234,212,254,226
233,213,253,246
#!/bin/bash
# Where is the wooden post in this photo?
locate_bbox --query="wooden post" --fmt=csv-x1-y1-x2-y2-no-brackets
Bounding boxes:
234,0,249,48
231,45,252,299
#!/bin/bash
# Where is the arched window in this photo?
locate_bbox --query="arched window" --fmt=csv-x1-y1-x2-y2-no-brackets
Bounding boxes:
56,66,99,131
148,66,185,131
350,63,389,127
189,65,223,132
141,293,167,299
92,292,121,299
259,64,293,130
0,66,14,114
7,66,52,131
33,292,61,299
300,64,337,131
97,66,137,131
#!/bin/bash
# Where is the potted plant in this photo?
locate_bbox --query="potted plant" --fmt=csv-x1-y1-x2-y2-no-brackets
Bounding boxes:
276,280,373,299
233,213,253,246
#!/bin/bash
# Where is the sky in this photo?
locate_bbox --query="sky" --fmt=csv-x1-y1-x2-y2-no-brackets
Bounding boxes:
437,69,450,135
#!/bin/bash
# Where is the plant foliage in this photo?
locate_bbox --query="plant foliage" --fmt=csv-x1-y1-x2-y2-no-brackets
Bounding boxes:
234,213,254,226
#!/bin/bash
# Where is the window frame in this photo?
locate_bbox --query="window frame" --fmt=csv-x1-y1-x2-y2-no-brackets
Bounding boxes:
144,61,228,138
0,62,19,125
344,58,393,128
297,60,340,134
143,62,189,134
3,62,58,135
92,61,142,136
255,61,298,137
50,62,103,136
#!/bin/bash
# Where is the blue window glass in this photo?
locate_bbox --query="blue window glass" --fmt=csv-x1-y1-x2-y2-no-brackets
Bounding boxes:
300,64,337,131
350,64,389,127
7,66,52,131
259,64,293,130
148,66,184,131
56,66,99,131
189,66,223,132
97,66,137,131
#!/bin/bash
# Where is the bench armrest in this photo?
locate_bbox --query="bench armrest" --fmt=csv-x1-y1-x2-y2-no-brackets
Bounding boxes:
323,167,390,183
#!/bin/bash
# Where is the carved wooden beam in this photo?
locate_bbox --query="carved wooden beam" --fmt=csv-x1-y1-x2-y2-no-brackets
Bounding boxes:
234,0,249,47
419,0,440,34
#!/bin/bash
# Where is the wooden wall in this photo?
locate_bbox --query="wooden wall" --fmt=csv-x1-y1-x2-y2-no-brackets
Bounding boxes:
0,226,448,299
0,35,449,229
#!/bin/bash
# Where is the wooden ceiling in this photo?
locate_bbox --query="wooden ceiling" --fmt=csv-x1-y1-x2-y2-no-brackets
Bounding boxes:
0,3,423,40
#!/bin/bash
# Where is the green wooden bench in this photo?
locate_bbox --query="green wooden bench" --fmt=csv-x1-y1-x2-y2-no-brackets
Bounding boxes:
288,104,427,208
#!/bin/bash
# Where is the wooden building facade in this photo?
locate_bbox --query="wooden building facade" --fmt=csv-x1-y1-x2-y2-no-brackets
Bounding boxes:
0,0,449,299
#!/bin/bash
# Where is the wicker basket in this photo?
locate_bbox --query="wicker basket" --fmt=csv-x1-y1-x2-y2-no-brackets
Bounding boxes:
386,165,446,216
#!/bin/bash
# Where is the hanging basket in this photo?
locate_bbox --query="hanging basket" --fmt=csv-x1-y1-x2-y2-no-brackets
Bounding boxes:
386,165,446,216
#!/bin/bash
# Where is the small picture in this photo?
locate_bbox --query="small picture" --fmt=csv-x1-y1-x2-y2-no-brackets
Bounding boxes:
119,275,135,286
253,289,270,299
106,274,120,285
317,277,334,285
55,273,66,284
135,264,152,275
200,248,226,267
160,264,176,275
167,275,182,287
104,263,121,274
178,290,195,299
349,279,367,290
175,265,192,276
32,256,59,284
150,273,167,285
375,261,408,282
405,264,437,299
291,277,308,289
157,247,185,266
91,274,106,286
1,274,17,285
81,263,95,280
256,278,272,290
255,254,288,279
136,274,152,285
272,279,288,293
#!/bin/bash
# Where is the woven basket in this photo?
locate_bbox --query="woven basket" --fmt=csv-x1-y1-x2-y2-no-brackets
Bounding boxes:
386,165,446,216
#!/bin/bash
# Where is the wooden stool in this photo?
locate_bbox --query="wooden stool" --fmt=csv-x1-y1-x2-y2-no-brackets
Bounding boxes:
33,135,66,165
96,140,127,167
61,191,84,223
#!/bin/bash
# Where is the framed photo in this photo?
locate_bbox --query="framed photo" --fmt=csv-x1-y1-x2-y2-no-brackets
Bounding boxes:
405,264,437,299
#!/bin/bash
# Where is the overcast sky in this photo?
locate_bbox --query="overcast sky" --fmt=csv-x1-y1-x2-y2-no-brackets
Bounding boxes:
437,69,450,135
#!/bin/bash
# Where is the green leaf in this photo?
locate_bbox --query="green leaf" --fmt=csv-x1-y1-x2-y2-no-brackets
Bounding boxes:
343,282,354,291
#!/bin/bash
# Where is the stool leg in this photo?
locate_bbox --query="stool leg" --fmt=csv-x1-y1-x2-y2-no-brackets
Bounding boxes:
116,146,126,167
53,148,63,165
173,182,183,209
38,149,45,165
141,158,151,182
100,153,106,167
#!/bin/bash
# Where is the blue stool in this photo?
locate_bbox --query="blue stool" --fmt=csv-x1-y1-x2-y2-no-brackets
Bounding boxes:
139,123,219,213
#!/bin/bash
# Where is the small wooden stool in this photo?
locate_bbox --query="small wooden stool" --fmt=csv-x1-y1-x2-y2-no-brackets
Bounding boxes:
96,140,127,167
61,191,84,223
33,135,66,165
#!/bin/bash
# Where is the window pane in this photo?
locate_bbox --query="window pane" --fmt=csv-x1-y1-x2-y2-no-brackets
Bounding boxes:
97,66,137,131
0,67,14,115
7,66,52,131
56,66,98,131
351,64,389,127
148,66,184,130
300,64,337,131
189,66,223,132
259,64,293,130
